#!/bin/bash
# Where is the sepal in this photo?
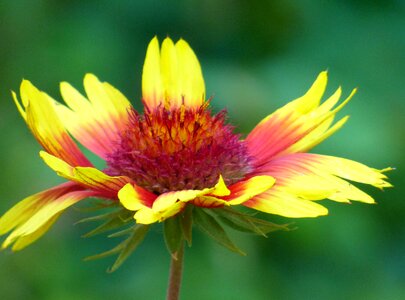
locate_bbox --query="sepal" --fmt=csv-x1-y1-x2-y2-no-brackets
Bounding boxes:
84,224,149,273
180,205,193,247
212,207,291,237
193,208,246,256
163,216,183,258
81,210,133,238
79,205,149,272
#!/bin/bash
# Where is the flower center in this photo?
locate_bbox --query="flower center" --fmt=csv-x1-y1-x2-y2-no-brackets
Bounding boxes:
106,105,252,194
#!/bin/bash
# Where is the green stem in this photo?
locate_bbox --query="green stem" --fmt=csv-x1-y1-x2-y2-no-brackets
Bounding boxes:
166,242,185,300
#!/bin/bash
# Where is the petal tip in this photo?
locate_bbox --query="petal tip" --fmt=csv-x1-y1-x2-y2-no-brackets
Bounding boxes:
147,36,160,49
84,73,98,83
162,36,174,45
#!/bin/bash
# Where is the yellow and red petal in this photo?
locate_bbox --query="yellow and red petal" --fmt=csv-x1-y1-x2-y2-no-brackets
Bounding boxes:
118,183,156,211
10,212,61,251
193,196,229,208
136,201,186,225
117,184,186,225
142,37,205,110
13,80,92,167
118,184,213,224
193,176,276,208
246,72,355,166
117,183,163,224
0,183,75,235
151,175,233,211
245,153,392,218
152,189,209,213
117,175,234,224
192,175,274,208
131,175,274,224
150,175,231,212
54,74,133,159
40,151,134,198
0,183,94,251
222,175,276,205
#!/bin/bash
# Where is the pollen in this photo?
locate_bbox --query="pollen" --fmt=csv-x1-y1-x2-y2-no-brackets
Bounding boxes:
106,104,252,194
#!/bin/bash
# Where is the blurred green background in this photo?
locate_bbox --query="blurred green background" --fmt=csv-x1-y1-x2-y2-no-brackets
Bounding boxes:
0,0,404,299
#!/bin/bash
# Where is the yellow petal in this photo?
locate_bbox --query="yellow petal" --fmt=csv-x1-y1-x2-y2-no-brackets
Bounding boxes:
210,175,231,197
279,167,376,204
40,151,131,195
142,36,163,109
247,152,391,218
11,213,61,251
152,175,231,213
142,37,205,109
288,116,349,154
247,189,329,218
174,39,205,107
12,91,26,120
316,87,342,114
134,207,160,225
152,188,211,213
280,173,340,201
193,175,275,208
292,71,328,113
3,193,81,242
14,80,91,167
120,175,232,224
0,194,43,235
294,154,392,189
60,81,92,112
328,178,375,204
158,201,186,221
161,37,179,106
133,201,187,225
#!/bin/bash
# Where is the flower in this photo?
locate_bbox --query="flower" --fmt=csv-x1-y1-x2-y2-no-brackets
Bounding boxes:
0,37,391,252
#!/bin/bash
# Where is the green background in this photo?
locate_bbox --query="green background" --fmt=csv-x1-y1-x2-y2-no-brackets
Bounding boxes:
0,0,403,299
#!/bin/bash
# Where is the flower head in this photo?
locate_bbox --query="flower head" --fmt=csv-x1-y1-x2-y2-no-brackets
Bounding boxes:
0,37,391,258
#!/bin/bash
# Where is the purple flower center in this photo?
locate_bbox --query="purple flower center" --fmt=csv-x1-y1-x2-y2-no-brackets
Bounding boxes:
106,105,252,194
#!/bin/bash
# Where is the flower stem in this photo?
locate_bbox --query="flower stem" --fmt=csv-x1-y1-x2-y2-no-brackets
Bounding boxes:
166,242,185,300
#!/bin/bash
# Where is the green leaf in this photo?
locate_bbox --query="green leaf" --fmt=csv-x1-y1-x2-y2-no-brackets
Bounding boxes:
164,216,183,256
82,215,128,238
214,207,291,236
180,205,193,247
80,209,133,238
194,208,245,256
108,226,137,238
83,224,148,264
83,243,125,261
217,215,262,234
74,201,119,213
75,209,122,224
248,217,292,234
107,225,149,273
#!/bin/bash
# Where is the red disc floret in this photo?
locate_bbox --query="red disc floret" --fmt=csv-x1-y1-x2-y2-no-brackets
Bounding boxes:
106,105,252,194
